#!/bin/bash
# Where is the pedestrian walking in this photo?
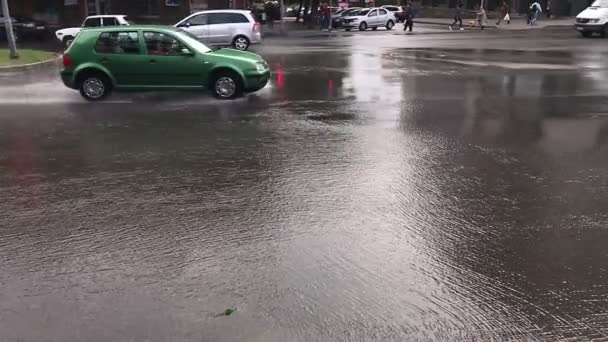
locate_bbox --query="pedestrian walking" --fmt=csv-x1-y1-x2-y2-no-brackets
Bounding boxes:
323,3,332,30
477,5,488,30
496,1,510,25
546,0,551,18
529,0,542,25
403,3,414,32
319,3,327,30
449,3,465,30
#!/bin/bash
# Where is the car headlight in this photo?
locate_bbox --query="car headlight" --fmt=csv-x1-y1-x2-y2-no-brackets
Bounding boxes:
25,23,36,28
591,19,600,23
256,62,267,72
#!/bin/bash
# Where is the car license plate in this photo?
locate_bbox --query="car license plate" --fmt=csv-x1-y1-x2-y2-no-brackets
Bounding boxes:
36,26,45,30
576,27,584,31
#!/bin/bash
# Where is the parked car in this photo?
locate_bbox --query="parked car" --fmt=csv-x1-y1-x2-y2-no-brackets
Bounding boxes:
332,7,362,28
55,15,130,48
575,0,608,37
0,16,18,42
381,5,404,23
341,7,394,31
60,26,270,100
175,10,261,51
13,16,48,40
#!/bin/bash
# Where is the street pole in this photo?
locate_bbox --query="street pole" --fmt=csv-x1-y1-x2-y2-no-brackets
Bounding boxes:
1,0,18,59
95,0,101,14
279,0,285,35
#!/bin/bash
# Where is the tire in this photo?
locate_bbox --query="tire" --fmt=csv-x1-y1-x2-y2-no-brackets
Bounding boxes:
211,70,243,99
386,20,394,30
345,28,351,31
232,35,250,51
581,31,592,38
63,36,74,49
372,26,378,31
359,22,367,31
78,72,111,101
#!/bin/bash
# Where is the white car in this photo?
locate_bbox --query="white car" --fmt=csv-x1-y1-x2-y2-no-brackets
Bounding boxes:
55,15,129,48
575,0,608,37
381,5,404,23
341,8,395,31
175,10,261,51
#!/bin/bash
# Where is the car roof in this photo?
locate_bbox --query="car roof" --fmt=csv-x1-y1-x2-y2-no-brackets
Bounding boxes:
190,9,251,14
82,25,178,32
86,14,127,19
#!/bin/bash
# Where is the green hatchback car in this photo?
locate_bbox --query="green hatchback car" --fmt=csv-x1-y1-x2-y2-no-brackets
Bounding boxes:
60,26,270,100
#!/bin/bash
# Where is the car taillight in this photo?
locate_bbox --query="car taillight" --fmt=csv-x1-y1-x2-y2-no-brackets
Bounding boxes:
63,54,72,67
253,22,261,32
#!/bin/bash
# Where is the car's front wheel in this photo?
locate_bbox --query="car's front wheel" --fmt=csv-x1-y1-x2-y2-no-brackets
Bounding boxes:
78,72,111,101
386,20,395,30
359,22,367,31
232,35,250,51
211,70,242,99
580,31,592,38
63,36,74,49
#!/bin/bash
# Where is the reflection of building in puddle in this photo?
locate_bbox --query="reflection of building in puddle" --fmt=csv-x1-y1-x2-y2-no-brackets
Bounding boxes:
342,51,402,104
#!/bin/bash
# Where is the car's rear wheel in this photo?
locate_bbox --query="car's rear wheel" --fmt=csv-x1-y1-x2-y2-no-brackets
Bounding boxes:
78,72,111,101
63,36,74,49
232,35,250,51
581,31,592,38
359,22,367,31
386,20,394,30
211,70,242,99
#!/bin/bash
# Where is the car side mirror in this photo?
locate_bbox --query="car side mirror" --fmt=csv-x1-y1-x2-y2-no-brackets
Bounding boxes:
181,48,194,56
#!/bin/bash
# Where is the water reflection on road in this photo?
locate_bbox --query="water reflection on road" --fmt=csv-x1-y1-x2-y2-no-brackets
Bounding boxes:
1,36,608,341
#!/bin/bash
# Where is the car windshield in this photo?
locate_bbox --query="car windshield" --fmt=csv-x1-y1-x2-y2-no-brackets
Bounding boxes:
357,9,370,15
175,29,212,53
591,0,608,6
343,8,359,16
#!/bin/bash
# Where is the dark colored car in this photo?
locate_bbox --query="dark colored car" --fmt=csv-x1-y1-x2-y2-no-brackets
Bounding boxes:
13,16,48,41
0,16,48,42
332,7,362,28
0,16,18,42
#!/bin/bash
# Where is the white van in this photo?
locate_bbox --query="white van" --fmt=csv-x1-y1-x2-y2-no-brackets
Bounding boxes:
575,0,608,37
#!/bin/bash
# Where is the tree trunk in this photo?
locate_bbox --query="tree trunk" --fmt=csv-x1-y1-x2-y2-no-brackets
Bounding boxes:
295,0,304,22
302,0,311,24
306,0,320,28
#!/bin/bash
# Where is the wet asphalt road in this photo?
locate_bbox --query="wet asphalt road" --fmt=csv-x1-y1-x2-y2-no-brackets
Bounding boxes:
1,27,608,341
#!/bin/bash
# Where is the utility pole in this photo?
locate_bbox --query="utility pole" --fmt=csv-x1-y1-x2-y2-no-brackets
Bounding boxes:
279,0,285,35
1,0,18,59
95,0,101,14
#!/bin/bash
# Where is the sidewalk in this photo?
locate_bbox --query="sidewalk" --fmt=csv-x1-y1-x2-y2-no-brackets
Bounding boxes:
415,17,574,30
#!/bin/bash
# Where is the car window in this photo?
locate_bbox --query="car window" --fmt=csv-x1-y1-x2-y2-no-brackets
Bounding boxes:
144,32,186,56
358,9,370,15
368,9,378,17
83,18,101,27
378,9,388,15
103,17,119,26
94,31,140,54
227,13,250,23
208,13,248,24
188,14,207,26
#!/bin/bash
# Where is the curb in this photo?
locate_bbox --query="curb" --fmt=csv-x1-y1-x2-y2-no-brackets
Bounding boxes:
0,55,61,72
